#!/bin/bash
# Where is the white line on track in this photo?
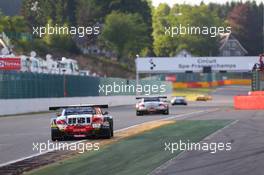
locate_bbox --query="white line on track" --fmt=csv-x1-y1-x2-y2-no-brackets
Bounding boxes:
203,120,238,141
150,119,239,175
0,108,218,168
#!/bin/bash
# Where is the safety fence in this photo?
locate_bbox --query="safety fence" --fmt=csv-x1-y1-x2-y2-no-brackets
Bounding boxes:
0,71,172,99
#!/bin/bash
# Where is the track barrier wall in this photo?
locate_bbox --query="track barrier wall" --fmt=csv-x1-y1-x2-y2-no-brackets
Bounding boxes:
233,69,264,110
249,91,264,96
0,71,253,114
0,71,173,115
0,96,140,115
0,71,172,99
234,95,264,110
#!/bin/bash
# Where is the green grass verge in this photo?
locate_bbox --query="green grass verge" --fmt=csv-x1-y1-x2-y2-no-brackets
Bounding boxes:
28,120,231,175
173,88,215,101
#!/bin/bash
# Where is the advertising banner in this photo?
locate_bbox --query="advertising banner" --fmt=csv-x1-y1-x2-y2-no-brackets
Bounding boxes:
0,57,21,71
136,57,259,73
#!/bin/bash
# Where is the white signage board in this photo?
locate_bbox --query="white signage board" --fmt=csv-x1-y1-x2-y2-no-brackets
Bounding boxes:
136,56,259,73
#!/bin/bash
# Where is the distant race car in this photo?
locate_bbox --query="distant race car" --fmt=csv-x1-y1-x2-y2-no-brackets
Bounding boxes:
171,96,187,105
196,95,212,101
136,96,169,116
49,104,113,141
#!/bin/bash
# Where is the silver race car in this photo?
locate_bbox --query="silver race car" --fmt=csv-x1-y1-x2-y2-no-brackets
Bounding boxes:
136,96,169,116
171,96,188,105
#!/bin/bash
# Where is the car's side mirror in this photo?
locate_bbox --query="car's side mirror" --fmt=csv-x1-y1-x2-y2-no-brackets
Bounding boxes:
56,112,61,117
103,111,109,115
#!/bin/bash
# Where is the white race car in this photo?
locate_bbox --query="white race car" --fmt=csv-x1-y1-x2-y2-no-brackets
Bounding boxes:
136,96,169,116
49,104,113,141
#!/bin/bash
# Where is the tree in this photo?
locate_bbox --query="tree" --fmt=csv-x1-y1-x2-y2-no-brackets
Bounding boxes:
228,3,263,55
0,14,28,37
104,0,153,56
21,0,53,26
153,4,222,56
102,12,149,62
65,0,77,25
21,0,77,26
152,3,176,56
75,0,102,26
176,5,221,56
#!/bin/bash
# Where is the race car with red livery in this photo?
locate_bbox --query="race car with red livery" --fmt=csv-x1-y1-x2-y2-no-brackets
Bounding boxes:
49,104,113,141
136,96,169,116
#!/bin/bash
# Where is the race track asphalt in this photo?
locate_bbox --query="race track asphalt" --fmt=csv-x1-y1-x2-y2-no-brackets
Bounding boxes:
2,85,262,175
152,86,264,175
0,96,217,165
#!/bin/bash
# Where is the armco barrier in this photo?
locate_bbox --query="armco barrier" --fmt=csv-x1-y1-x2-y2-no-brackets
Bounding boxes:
234,95,264,110
0,96,137,116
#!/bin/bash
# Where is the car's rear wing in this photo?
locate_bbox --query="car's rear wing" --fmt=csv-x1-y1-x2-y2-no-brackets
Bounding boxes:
136,96,167,99
49,104,108,111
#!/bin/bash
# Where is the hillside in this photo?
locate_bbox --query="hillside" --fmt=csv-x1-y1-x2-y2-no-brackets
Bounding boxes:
76,55,135,79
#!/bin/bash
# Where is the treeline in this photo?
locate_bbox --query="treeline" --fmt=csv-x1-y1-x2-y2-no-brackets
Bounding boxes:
153,1,263,57
22,0,153,63
0,0,263,65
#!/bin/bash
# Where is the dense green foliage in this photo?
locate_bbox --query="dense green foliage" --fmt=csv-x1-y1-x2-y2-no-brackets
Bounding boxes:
227,2,263,56
153,4,222,56
102,12,150,61
153,2,263,57
0,0,263,61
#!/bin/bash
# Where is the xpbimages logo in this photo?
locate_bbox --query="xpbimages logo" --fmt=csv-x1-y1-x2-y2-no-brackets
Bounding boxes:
164,140,232,154
99,82,167,95
32,24,100,38
32,140,100,154
165,24,232,38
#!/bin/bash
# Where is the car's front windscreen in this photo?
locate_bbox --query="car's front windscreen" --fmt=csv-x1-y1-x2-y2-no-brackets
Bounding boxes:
64,107,95,115
144,98,160,102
